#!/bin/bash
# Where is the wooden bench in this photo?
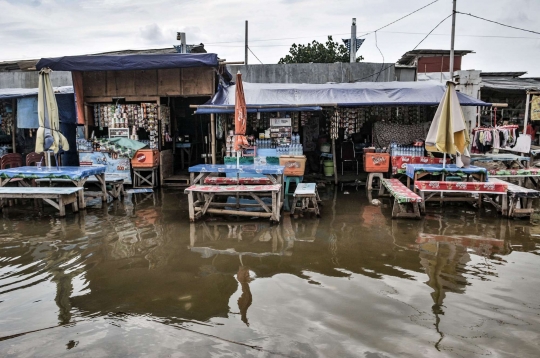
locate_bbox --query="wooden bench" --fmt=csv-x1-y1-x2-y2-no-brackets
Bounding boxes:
0,187,82,216
379,179,422,219
37,175,125,200
203,176,273,185
487,178,540,218
414,180,508,212
184,184,282,222
291,183,321,216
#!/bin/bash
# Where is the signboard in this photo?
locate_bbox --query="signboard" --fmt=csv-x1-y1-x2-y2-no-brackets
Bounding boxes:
79,152,132,184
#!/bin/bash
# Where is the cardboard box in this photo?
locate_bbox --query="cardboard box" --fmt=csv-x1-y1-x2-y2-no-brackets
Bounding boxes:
364,153,390,173
279,155,306,176
131,149,159,168
270,118,292,127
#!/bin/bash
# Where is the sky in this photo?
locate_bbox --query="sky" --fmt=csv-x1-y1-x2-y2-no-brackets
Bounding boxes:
1,0,540,76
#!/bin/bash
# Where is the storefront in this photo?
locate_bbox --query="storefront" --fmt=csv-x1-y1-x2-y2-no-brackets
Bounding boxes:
0,86,76,163
196,81,490,183
35,53,220,186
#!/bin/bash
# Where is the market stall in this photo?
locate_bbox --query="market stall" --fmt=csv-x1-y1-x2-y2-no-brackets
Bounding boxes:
196,81,491,185
35,53,220,186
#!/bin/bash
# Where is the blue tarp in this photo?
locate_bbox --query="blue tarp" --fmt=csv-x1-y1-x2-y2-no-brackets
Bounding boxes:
0,86,73,100
196,81,491,113
36,53,219,71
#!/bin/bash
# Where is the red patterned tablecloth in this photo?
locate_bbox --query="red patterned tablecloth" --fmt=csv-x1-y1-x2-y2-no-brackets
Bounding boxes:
185,184,281,193
382,179,423,203
415,180,507,193
392,156,450,175
204,176,273,185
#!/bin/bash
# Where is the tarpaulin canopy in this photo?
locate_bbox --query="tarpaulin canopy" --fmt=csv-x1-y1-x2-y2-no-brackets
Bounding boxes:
195,81,490,114
35,53,219,71
0,86,73,100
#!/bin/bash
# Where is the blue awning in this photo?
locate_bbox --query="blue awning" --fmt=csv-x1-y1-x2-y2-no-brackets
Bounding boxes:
0,86,73,100
36,53,219,71
195,105,322,114
195,81,491,113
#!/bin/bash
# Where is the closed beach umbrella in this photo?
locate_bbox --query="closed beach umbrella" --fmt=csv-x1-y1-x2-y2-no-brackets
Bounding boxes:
234,71,249,152
425,82,469,157
35,68,70,155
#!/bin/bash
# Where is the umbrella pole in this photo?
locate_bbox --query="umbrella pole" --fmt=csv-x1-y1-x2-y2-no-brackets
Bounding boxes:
443,153,446,169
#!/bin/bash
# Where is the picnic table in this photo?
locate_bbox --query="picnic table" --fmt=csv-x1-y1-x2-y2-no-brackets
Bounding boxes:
470,153,530,168
187,164,285,222
405,164,488,189
0,166,106,209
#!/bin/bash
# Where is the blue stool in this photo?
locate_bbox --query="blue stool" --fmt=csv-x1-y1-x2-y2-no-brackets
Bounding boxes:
284,176,303,211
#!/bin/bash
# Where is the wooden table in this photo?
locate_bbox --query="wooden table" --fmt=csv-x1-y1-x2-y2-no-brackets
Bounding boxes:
189,164,285,200
406,164,488,189
470,153,530,168
0,166,106,209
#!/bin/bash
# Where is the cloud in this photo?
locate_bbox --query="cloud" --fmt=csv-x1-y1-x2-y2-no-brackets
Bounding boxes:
1,0,540,75
139,24,169,44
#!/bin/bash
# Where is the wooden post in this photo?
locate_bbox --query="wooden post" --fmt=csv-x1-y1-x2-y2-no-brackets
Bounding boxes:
332,138,338,185
210,113,216,164
11,99,16,153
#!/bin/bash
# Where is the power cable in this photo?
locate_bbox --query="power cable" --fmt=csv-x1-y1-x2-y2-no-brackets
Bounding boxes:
412,13,452,51
360,0,440,36
456,11,540,36
352,13,451,82
248,47,263,64
374,31,385,82
206,0,440,46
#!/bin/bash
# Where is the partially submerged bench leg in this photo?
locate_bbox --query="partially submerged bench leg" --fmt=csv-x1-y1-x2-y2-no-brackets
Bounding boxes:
187,191,196,222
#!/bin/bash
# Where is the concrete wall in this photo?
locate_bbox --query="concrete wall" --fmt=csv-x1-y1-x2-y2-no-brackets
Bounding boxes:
227,62,396,83
0,71,72,89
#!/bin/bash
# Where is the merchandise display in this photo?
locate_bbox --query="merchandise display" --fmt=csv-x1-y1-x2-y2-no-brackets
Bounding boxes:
0,101,13,136
92,103,168,149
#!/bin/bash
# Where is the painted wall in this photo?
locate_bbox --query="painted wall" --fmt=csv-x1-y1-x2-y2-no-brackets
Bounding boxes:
227,62,396,83
0,71,72,89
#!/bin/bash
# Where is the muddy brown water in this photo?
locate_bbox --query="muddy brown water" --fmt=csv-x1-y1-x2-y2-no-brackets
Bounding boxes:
0,188,539,357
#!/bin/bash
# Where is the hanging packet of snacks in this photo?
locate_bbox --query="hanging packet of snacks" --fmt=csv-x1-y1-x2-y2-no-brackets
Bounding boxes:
330,109,340,139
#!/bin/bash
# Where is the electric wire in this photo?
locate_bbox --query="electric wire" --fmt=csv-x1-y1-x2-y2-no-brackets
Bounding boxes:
456,11,540,36
248,47,264,64
412,13,452,51
352,13,452,82
374,31,385,82
358,0,440,37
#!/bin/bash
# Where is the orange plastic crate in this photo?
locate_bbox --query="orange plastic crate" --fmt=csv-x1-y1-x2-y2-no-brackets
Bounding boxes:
364,153,390,173
131,149,160,168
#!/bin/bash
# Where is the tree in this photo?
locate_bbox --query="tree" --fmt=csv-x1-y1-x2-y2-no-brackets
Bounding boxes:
278,36,363,64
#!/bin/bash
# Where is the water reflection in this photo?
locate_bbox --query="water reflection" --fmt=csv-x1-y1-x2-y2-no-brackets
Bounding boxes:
0,188,539,356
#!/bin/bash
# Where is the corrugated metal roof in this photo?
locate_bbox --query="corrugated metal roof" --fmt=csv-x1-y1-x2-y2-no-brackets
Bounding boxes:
481,78,540,91
397,49,474,65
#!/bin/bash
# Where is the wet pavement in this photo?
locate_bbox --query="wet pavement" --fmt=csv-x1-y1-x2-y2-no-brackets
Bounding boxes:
0,187,539,357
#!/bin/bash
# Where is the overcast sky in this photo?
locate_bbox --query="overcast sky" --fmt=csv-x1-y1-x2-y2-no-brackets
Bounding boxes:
2,0,540,76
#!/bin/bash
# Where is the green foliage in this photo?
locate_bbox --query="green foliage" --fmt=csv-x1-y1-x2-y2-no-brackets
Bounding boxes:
278,36,364,64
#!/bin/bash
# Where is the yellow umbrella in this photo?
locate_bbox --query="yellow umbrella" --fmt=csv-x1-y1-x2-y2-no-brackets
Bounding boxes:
36,68,70,155
425,82,470,157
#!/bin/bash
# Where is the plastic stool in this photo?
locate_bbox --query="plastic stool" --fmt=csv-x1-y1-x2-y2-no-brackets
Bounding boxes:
284,176,303,211
366,172,384,191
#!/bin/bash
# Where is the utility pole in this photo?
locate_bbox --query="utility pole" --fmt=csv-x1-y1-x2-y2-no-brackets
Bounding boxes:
245,21,249,65
449,0,457,80
350,18,356,63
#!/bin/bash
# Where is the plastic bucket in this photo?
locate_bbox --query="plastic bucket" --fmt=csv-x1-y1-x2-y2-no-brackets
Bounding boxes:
323,160,334,176
321,143,331,153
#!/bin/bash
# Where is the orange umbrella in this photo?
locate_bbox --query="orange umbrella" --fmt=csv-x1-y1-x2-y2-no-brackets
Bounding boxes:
234,71,249,151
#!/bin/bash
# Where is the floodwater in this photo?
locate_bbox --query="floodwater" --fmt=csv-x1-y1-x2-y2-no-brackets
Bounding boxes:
0,187,539,358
